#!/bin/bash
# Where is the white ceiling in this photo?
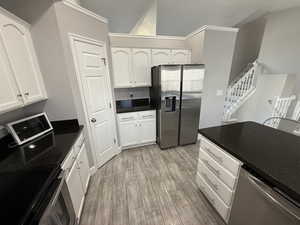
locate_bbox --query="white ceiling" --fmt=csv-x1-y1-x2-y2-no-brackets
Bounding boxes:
81,0,300,36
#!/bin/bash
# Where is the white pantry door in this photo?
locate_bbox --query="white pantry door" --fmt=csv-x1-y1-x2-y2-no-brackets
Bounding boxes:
73,38,119,168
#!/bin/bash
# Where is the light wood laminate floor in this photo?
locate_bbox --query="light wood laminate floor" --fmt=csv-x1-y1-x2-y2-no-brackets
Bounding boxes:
79,143,225,225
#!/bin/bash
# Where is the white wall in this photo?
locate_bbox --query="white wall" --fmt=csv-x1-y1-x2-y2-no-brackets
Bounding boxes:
235,7,300,122
109,34,187,49
230,17,266,82
185,31,205,64
234,74,294,123
199,28,238,128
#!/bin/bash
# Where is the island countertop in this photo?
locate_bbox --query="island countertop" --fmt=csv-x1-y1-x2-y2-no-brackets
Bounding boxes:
199,121,300,204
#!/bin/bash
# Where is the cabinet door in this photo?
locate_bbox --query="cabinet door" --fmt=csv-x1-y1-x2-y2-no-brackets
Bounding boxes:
77,143,90,194
0,35,23,114
119,121,139,147
139,119,156,143
0,13,46,104
111,48,133,88
66,161,84,218
151,49,171,66
171,50,191,64
132,48,151,87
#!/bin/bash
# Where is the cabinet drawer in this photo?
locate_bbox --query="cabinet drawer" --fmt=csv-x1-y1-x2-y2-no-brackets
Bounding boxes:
198,160,234,206
137,110,156,120
118,112,138,122
196,173,229,221
201,137,241,176
199,149,237,190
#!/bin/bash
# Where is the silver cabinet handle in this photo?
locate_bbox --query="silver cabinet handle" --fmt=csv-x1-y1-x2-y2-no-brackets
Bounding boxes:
121,117,134,120
201,172,219,191
202,159,220,177
17,94,22,98
24,92,29,96
247,173,300,220
203,146,223,164
91,118,97,123
142,115,154,119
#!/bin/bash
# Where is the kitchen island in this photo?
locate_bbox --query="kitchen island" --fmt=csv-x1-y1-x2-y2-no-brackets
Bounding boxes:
197,121,300,223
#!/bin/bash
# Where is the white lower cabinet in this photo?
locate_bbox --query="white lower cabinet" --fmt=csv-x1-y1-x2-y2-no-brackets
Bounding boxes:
118,110,156,148
119,120,139,146
196,135,242,222
66,159,84,218
139,119,156,143
77,143,90,193
62,132,90,220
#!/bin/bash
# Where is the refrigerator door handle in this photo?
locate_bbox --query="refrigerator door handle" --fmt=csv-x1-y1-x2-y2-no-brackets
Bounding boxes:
171,96,176,111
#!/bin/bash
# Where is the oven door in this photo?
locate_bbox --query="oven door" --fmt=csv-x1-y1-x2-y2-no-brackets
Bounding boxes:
39,171,76,225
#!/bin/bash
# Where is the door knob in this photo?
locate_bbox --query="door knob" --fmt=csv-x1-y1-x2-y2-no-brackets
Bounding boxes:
91,118,97,123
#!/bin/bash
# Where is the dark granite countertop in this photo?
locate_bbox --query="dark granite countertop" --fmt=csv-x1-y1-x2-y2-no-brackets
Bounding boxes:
0,120,83,225
116,98,156,113
199,121,300,204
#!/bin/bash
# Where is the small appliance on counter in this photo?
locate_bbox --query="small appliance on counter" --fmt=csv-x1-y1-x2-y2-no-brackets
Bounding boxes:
150,64,205,149
6,112,53,146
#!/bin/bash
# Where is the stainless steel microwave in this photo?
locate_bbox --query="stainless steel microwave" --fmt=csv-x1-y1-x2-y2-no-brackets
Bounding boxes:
6,113,53,145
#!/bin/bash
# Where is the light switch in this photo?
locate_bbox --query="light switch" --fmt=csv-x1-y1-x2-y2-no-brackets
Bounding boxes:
216,90,223,96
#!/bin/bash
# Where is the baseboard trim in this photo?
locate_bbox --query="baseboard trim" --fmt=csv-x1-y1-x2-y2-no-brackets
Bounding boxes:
121,142,156,150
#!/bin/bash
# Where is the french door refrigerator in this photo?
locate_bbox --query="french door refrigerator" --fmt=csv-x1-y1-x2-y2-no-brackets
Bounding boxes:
150,64,204,149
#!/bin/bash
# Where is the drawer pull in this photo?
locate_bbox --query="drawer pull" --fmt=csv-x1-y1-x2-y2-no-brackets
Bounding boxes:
121,117,134,120
204,146,223,164
142,115,154,119
201,172,219,191
203,159,221,177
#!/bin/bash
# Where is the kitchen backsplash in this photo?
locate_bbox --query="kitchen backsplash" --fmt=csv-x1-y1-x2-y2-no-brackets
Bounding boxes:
114,87,150,100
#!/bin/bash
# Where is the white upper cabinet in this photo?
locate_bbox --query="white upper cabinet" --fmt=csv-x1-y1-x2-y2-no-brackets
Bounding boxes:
0,9,47,114
0,37,23,112
111,47,191,89
132,48,151,87
111,47,132,88
151,49,171,66
171,50,191,64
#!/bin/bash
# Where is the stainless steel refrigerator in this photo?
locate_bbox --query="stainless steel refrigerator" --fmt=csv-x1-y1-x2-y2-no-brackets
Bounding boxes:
150,64,204,149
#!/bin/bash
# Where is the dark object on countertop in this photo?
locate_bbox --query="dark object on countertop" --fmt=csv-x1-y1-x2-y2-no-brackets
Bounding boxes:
116,98,155,113
199,121,300,205
0,119,83,225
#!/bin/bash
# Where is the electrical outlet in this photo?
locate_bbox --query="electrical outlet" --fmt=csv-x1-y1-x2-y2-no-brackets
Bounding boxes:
216,90,223,96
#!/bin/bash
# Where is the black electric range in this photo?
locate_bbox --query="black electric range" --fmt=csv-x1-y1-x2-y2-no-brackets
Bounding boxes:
0,120,83,225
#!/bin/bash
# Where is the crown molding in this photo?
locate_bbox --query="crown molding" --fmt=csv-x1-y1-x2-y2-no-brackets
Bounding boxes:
109,33,186,40
110,25,238,41
62,0,108,24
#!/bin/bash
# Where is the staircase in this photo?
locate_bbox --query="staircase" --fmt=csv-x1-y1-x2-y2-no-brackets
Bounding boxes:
223,61,258,121
264,95,296,128
292,101,300,121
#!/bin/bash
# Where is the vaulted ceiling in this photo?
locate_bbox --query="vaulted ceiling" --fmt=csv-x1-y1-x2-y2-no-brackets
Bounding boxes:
81,0,300,36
